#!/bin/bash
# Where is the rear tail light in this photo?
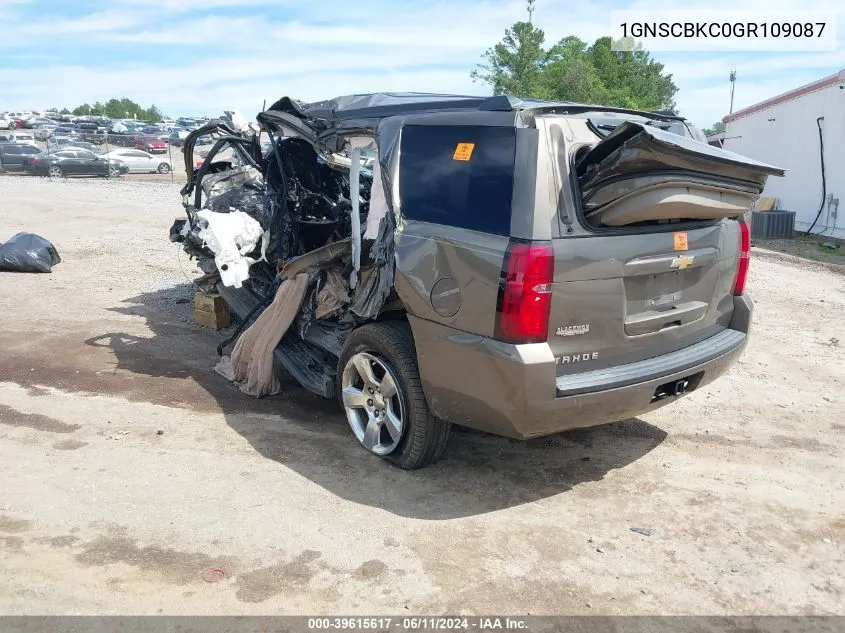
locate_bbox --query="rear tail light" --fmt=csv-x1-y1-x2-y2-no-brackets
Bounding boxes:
733,220,750,295
495,240,554,344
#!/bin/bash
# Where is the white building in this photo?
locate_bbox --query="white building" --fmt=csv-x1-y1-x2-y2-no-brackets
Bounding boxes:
723,69,845,239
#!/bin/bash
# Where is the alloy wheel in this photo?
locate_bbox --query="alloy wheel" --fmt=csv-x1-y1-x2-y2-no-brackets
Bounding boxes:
341,352,404,455
48,165,62,177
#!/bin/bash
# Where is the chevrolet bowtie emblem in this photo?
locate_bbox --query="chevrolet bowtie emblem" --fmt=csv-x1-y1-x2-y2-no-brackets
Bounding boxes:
671,255,694,270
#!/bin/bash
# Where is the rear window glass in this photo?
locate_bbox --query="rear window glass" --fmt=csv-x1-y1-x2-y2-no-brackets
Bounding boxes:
399,125,516,235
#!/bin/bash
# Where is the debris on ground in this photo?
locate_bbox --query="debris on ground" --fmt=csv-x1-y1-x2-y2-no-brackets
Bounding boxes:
0,232,61,273
194,292,231,330
213,356,235,382
631,527,657,537
201,568,227,583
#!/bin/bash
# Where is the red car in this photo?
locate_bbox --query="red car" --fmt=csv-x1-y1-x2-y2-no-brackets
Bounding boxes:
135,135,167,154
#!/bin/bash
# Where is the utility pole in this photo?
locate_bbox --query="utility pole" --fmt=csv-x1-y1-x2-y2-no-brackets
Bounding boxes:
729,67,737,115
527,0,535,23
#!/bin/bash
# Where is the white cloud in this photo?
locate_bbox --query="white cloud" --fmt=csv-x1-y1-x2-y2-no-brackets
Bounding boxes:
2,0,844,129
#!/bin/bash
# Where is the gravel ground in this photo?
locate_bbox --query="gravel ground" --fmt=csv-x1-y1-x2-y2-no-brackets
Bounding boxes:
0,177,844,616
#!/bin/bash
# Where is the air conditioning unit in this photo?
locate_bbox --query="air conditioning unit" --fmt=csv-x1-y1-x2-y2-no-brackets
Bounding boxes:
751,210,795,239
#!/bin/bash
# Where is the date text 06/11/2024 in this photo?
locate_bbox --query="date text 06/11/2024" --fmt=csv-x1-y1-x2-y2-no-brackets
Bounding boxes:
307,617,529,630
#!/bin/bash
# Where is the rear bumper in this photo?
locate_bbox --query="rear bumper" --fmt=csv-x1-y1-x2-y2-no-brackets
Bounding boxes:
410,294,752,440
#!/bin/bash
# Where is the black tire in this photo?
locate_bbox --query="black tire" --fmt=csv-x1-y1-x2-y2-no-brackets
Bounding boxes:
338,321,450,469
157,162,171,174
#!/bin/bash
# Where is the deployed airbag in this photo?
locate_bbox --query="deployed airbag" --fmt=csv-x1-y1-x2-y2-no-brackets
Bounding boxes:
196,210,267,288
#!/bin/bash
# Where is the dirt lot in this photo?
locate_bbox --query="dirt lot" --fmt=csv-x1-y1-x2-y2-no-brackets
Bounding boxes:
0,176,843,615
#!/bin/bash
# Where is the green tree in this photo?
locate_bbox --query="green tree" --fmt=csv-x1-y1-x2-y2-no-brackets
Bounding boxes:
703,121,726,136
472,27,678,111
470,21,547,97
58,98,166,121
540,36,608,104
585,37,677,111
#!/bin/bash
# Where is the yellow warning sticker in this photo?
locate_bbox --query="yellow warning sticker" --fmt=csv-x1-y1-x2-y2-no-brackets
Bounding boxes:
453,142,475,161
673,232,689,251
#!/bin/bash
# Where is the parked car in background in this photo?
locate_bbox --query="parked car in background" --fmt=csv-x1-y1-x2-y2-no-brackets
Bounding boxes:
3,132,37,146
52,125,78,137
134,135,167,154
107,133,139,148
24,117,53,129
48,136,77,148
0,142,42,171
4,111,34,128
168,128,189,146
57,140,102,153
34,124,57,141
46,138,103,154
142,126,170,142
73,122,104,143
23,149,128,178
99,149,171,174
2,115,19,129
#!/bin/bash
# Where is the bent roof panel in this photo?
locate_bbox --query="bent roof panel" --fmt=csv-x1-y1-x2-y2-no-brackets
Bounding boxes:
263,93,685,125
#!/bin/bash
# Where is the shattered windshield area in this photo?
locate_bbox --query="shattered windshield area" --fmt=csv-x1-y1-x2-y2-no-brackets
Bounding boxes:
580,112,697,141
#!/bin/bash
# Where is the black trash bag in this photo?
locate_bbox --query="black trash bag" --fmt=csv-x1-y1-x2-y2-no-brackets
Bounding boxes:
0,233,61,273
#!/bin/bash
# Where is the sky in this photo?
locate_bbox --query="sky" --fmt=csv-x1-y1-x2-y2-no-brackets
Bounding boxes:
1,0,844,128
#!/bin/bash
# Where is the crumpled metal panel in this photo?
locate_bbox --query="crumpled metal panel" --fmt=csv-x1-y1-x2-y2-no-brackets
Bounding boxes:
576,121,785,208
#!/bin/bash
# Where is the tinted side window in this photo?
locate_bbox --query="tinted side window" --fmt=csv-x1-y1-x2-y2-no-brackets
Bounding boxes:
399,125,516,235
2,145,21,155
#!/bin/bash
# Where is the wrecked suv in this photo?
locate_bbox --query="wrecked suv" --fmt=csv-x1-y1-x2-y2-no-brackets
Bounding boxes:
171,94,783,469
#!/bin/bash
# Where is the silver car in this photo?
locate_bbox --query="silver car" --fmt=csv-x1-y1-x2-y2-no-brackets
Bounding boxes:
99,149,172,174
35,124,57,141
